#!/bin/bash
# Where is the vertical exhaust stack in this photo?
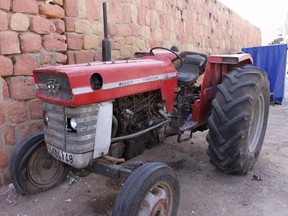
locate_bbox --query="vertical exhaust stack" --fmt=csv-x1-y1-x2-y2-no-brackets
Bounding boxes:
102,2,111,61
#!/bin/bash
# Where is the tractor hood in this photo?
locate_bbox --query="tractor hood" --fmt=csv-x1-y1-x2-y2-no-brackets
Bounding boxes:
33,56,177,111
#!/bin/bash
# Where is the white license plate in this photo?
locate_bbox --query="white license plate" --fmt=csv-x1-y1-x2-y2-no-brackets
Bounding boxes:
47,145,74,165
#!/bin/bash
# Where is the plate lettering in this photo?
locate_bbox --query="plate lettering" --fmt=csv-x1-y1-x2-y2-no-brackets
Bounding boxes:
48,146,73,165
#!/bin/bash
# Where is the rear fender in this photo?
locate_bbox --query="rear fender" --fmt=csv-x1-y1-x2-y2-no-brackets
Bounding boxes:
208,53,253,65
192,53,253,125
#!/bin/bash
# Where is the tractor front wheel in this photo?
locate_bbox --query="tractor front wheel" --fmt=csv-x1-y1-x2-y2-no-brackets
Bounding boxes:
10,132,69,195
112,162,180,216
207,65,270,174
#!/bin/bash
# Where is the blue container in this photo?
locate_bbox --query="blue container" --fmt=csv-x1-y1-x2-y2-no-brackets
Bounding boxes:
242,44,287,104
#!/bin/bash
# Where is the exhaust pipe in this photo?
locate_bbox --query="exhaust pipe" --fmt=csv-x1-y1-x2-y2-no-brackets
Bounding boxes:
102,2,111,61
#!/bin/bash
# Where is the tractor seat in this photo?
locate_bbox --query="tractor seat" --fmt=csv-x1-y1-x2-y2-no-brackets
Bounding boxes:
177,55,206,83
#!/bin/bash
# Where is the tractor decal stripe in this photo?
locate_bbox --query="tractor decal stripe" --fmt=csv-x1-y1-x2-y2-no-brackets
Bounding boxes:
72,87,93,95
102,72,177,90
71,72,177,95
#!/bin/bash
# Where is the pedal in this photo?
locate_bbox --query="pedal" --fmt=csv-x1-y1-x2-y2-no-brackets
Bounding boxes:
177,120,197,143
179,120,197,132
177,130,193,143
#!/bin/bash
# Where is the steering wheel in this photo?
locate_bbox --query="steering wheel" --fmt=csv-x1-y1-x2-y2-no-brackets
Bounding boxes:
149,47,183,69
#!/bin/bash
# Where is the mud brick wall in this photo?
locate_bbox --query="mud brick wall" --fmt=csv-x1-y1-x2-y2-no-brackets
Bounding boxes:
0,0,261,186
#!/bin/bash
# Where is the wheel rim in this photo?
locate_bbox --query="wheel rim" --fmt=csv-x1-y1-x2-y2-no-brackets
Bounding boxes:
247,94,265,153
138,181,173,216
27,145,66,188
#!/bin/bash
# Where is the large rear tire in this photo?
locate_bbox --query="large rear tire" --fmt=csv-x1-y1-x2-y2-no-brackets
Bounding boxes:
10,132,69,195
112,162,180,216
207,65,270,174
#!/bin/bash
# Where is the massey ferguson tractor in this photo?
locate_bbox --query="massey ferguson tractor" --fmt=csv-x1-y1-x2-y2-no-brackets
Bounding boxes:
10,3,270,216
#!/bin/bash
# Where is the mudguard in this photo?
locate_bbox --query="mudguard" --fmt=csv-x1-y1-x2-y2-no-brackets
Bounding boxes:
192,53,253,125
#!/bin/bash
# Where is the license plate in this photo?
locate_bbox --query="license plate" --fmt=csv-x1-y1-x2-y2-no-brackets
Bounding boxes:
47,145,74,165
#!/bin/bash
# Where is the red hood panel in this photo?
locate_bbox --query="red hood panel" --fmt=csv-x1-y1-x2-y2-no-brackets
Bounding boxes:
33,56,178,112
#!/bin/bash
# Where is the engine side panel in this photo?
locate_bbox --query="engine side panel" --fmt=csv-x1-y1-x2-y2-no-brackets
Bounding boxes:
93,101,113,158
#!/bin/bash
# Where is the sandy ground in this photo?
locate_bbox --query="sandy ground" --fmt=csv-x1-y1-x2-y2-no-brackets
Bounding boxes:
1,77,288,216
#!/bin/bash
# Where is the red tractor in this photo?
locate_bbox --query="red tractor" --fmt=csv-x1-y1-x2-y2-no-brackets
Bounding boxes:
10,3,270,216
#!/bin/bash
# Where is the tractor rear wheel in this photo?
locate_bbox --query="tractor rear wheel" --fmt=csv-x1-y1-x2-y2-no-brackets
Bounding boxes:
112,162,180,216
10,132,69,195
207,65,270,174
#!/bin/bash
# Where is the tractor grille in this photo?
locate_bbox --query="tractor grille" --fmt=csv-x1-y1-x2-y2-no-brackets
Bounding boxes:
43,102,98,154
37,73,72,101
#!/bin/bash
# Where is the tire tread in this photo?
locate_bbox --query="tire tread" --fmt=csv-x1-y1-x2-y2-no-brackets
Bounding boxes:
207,66,270,174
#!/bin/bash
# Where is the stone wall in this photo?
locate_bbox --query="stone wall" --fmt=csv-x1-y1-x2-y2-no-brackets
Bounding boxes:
0,0,261,186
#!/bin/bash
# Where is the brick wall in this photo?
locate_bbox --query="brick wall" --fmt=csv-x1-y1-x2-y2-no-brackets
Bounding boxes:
0,0,261,186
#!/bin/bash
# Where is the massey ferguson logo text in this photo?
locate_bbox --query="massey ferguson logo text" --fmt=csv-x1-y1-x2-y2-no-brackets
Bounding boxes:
142,76,159,82
118,76,159,87
119,80,133,86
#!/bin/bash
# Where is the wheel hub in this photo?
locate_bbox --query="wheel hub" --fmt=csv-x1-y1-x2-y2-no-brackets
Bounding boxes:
42,155,53,169
139,184,172,216
150,189,168,216
27,146,66,187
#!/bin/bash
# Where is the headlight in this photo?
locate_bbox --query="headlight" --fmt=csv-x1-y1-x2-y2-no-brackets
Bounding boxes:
43,111,49,125
70,118,78,129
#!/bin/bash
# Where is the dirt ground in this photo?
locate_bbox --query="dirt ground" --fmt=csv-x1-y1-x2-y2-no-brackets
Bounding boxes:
1,77,288,216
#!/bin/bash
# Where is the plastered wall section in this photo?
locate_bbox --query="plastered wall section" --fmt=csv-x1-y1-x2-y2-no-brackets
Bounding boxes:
0,0,261,186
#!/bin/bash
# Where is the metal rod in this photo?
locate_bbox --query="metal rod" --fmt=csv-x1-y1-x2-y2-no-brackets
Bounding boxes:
88,160,132,179
102,2,111,61
111,119,170,143
103,2,108,39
